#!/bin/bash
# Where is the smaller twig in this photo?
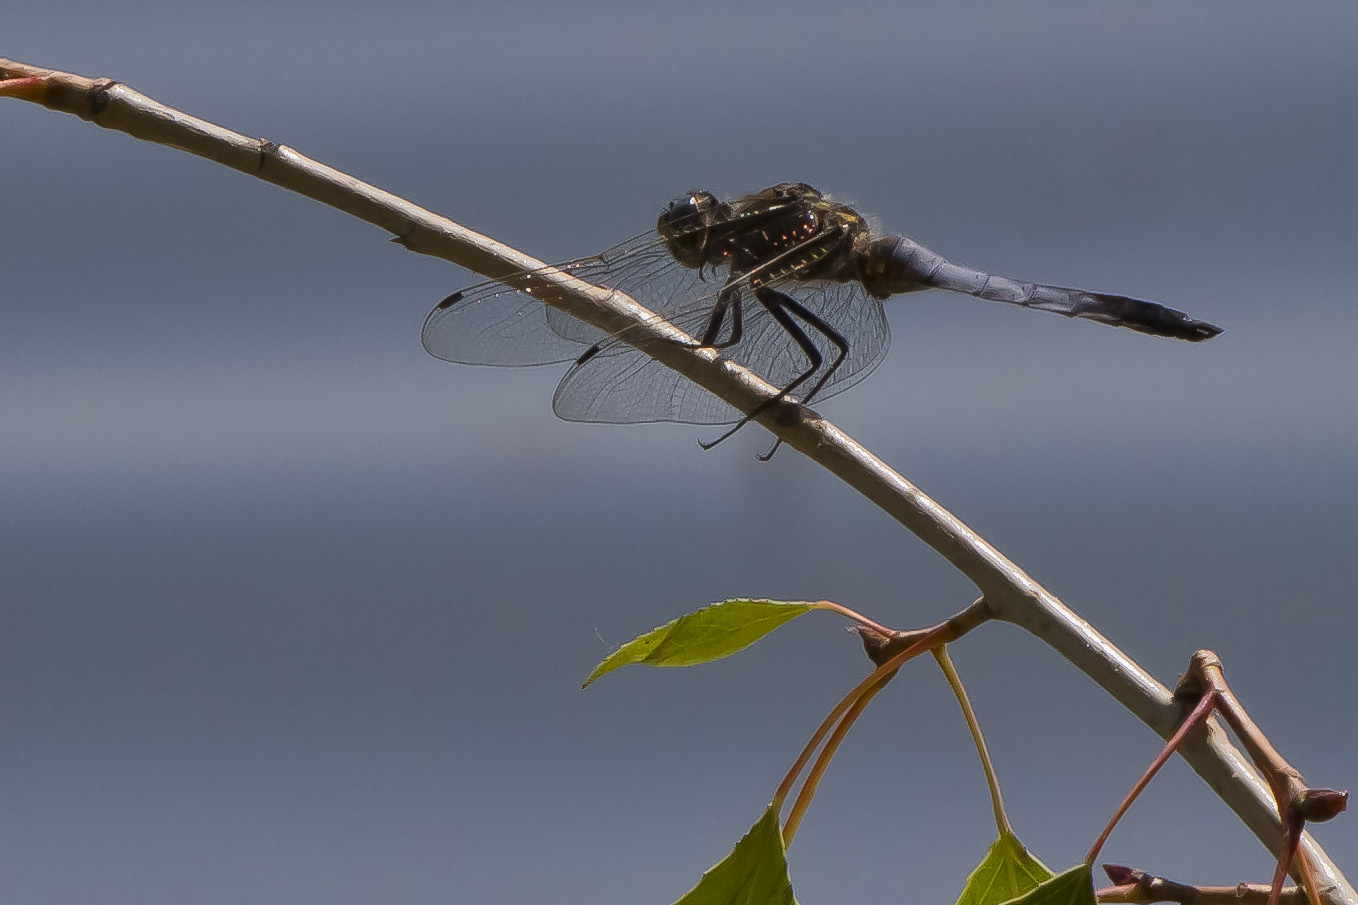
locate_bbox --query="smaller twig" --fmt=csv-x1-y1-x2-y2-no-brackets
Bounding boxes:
1087,652,1348,905
1098,865,1308,905
1182,653,1309,825
1176,653,1348,905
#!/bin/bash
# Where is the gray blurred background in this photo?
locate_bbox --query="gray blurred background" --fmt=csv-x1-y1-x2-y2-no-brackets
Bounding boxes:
3,3,1355,903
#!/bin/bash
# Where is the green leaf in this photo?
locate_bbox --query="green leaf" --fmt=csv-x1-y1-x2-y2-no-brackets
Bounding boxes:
994,864,1095,905
955,832,1053,905
582,598,816,687
672,804,798,905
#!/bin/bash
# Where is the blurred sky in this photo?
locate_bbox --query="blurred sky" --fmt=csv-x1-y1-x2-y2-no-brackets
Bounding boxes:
3,3,1356,904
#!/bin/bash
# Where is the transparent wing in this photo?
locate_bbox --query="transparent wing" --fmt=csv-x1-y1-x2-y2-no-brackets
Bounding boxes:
551,280,892,425
420,230,724,366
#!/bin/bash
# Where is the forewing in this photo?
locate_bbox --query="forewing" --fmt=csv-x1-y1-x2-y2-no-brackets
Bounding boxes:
422,281,587,365
421,229,718,366
542,235,726,345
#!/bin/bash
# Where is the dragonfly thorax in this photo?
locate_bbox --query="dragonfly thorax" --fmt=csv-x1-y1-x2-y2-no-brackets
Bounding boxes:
657,182,873,288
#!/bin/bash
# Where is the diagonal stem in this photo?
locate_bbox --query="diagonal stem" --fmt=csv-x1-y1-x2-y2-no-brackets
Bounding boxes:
933,647,1012,838
1086,689,1218,867
782,667,896,846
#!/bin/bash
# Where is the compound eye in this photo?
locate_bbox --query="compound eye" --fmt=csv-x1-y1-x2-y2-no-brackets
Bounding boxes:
663,191,716,223
658,191,721,269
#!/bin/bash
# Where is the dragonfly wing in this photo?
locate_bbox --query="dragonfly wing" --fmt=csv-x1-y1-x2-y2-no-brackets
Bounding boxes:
421,229,710,366
552,300,743,424
422,281,589,366
542,237,723,345
551,280,893,425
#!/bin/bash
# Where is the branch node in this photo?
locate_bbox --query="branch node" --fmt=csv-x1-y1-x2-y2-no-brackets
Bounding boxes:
90,78,117,116
257,138,281,173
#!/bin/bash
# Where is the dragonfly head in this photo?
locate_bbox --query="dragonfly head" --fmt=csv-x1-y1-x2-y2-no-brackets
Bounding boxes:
657,190,725,269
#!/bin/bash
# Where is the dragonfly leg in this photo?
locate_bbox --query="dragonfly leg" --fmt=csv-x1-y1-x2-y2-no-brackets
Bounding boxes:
697,284,744,349
755,294,850,460
770,293,850,408
699,287,848,457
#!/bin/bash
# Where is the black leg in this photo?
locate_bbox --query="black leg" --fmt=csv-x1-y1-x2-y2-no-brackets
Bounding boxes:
697,283,744,349
772,293,849,409
698,286,848,455
754,295,850,460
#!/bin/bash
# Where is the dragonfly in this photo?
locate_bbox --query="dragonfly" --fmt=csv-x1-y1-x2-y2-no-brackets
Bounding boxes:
423,182,1221,453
